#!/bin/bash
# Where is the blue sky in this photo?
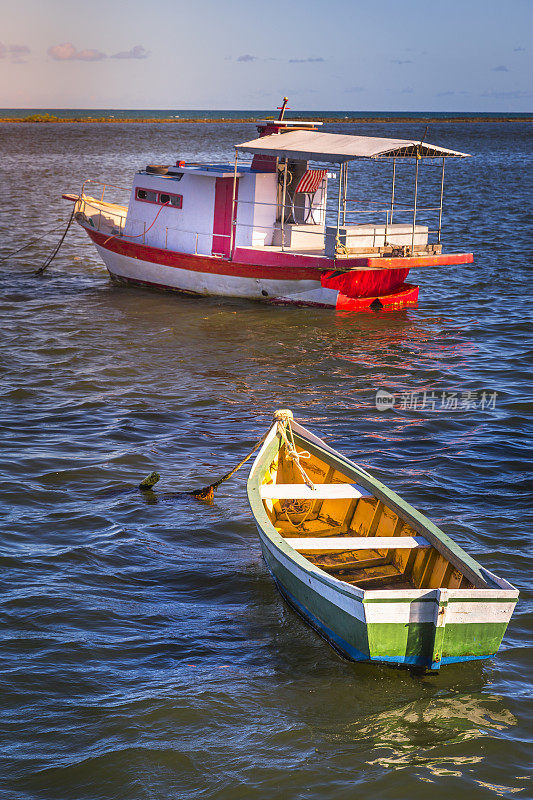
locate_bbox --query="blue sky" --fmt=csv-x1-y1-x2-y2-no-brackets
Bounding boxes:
0,0,531,110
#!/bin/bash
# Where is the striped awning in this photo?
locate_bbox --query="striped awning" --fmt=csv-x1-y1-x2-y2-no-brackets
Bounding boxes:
294,169,328,194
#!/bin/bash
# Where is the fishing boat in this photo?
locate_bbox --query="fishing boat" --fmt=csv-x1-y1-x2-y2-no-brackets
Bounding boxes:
63,98,474,311
247,411,518,670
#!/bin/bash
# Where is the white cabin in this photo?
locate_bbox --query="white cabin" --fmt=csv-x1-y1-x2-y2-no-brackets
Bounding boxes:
122,157,328,258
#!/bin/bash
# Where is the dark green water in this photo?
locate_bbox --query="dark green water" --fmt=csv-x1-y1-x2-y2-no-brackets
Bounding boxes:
0,121,531,799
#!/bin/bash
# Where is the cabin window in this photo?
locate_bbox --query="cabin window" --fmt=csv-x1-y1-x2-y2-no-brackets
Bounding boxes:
136,187,183,208
136,188,158,203
160,192,183,208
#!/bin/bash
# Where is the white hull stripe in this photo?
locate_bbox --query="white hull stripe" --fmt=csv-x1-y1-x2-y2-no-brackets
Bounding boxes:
259,531,367,623
260,532,517,626
96,245,340,305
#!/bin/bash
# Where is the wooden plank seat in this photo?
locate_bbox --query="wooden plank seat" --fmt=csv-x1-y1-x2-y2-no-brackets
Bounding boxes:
341,564,412,588
285,536,430,551
260,483,372,500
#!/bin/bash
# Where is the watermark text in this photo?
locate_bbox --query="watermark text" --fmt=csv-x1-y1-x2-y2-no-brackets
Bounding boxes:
375,389,498,412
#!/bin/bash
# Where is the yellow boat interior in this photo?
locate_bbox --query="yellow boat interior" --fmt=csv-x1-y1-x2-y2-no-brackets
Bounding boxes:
260,440,474,591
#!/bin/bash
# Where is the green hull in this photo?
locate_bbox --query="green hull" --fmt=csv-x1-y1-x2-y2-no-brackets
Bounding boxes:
262,539,510,667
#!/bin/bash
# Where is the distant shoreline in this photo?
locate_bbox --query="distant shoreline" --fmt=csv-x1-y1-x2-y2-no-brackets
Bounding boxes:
1,116,531,124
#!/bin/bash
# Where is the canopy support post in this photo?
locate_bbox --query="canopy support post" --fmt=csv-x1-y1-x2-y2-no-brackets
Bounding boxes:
438,157,445,244
280,158,288,252
335,162,343,260
390,158,396,224
229,150,239,259
342,163,348,224
411,156,419,254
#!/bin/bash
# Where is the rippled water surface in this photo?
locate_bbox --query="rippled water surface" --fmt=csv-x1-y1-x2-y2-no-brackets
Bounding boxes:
0,121,531,800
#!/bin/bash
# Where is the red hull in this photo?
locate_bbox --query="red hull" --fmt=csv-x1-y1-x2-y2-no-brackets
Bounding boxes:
83,225,472,311
87,227,417,298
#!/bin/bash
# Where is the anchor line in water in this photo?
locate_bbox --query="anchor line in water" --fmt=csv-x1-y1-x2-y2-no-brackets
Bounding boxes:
137,432,270,503
188,431,269,501
35,206,76,275
139,412,314,503
0,222,70,264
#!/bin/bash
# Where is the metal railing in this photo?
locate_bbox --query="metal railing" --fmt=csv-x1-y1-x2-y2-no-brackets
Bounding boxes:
77,178,444,260
80,178,130,201
229,196,444,253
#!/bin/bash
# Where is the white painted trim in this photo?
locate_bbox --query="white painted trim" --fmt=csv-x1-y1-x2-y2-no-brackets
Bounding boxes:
259,533,367,622
445,601,517,624
260,483,372,499
364,600,437,624
285,536,430,551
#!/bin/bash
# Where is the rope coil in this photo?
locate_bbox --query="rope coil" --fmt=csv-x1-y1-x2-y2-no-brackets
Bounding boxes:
281,498,313,530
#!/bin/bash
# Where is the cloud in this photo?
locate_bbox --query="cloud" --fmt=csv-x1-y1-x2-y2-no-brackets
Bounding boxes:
344,86,364,92
75,48,106,61
48,43,105,61
10,44,30,55
481,89,532,98
492,65,509,72
401,87,414,94
0,42,30,62
391,59,412,65
288,56,325,63
234,54,325,64
437,90,470,97
9,44,30,63
111,44,149,59
514,46,525,52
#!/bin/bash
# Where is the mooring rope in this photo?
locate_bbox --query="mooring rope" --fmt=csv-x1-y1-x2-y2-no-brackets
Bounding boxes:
335,235,349,256
273,409,314,490
0,222,70,264
35,206,77,275
282,499,313,530
137,410,316,503
188,430,270,501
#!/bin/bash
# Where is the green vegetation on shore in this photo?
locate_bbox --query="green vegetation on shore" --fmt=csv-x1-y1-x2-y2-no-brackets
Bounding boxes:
18,113,60,123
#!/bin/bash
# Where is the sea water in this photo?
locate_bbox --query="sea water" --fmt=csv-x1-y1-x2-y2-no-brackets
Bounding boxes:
0,119,531,799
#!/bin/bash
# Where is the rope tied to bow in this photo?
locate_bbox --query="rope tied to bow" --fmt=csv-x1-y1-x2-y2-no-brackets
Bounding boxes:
137,409,315,502
273,409,314,490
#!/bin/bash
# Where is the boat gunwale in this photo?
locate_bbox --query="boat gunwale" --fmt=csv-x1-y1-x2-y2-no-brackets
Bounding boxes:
247,420,518,601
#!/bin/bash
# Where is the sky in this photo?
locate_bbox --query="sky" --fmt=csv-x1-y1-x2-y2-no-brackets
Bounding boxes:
0,0,531,111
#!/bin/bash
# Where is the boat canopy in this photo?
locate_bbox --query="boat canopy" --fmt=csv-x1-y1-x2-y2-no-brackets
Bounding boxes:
236,130,470,162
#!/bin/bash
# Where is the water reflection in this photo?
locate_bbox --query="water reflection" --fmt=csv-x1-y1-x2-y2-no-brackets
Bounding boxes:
353,693,516,773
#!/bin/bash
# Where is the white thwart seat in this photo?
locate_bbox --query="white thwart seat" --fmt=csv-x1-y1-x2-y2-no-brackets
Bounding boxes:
285,536,431,551
260,483,373,500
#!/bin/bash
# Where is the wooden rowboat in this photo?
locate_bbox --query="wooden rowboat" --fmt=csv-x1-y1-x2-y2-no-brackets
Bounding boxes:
247,411,518,670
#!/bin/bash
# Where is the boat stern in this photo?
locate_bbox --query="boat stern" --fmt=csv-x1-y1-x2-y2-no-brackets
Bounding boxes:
363,582,519,670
